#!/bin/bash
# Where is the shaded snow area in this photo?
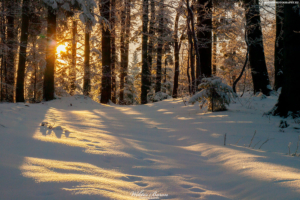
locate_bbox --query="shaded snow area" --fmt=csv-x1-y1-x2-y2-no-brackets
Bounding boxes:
1,94,300,200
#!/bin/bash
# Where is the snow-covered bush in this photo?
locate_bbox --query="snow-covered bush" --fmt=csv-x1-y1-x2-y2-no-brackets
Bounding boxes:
153,92,169,102
189,77,237,111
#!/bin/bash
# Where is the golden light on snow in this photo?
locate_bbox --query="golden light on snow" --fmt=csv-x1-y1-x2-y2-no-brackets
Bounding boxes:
32,108,131,157
181,143,300,193
20,157,142,200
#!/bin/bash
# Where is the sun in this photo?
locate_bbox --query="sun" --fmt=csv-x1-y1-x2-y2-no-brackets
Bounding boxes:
56,44,67,54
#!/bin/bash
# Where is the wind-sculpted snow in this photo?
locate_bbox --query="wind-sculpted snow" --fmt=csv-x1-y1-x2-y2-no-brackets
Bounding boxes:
1,94,300,199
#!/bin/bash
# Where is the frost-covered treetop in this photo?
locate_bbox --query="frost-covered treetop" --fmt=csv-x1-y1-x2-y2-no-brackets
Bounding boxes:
43,0,97,25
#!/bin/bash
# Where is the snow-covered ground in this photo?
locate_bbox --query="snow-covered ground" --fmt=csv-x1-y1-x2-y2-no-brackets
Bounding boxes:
1,94,300,200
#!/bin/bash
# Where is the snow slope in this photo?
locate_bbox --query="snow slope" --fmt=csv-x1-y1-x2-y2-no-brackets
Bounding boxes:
1,94,300,200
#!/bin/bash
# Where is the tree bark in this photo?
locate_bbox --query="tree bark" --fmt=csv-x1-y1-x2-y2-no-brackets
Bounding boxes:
16,0,30,102
148,0,155,83
83,27,90,96
124,0,131,102
43,6,56,101
187,15,196,94
172,12,180,98
6,0,15,102
141,0,149,104
197,0,212,81
272,3,300,117
100,0,112,104
155,0,164,93
69,20,77,96
244,0,271,96
119,0,126,103
111,0,116,103
0,1,5,102
274,0,284,91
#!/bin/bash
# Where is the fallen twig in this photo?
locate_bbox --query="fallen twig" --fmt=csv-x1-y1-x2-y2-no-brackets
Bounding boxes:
249,130,257,147
259,138,274,149
235,135,245,145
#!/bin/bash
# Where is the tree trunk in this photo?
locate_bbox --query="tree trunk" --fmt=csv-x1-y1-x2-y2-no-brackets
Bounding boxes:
155,0,164,93
100,0,111,104
212,31,217,75
244,0,271,96
172,12,180,98
69,20,77,96
44,6,56,101
111,0,116,103
83,28,90,96
119,0,126,104
124,0,131,102
147,0,155,83
272,3,300,117
0,2,5,102
197,0,212,81
187,16,196,94
6,0,15,102
16,0,30,102
141,0,149,104
274,0,284,91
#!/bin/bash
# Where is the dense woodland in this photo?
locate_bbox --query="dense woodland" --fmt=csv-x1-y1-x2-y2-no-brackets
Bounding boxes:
0,0,299,117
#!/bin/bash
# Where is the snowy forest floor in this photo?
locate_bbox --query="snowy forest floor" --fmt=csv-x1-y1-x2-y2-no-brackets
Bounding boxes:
1,94,300,200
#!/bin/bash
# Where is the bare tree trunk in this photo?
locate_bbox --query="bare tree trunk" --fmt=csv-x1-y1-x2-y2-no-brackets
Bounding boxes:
187,49,191,95
244,0,272,96
111,0,116,103
119,0,126,104
272,3,300,117
100,0,112,104
44,6,56,101
155,0,164,93
69,20,77,95
197,0,212,81
148,0,155,83
274,0,284,91
172,11,180,98
6,0,15,102
212,31,217,75
141,0,149,104
124,0,131,102
187,14,196,94
16,0,30,102
83,27,90,96
0,2,5,102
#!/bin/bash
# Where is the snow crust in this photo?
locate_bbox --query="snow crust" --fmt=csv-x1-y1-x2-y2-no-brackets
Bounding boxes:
1,94,300,199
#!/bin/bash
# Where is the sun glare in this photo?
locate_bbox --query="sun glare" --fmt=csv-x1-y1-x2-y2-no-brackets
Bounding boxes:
56,44,67,54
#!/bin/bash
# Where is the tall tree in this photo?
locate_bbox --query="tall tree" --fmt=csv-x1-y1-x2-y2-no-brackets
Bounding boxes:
141,0,150,104
44,5,56,101
119,0,127,104
147,0,155,83
274,0,284,91
110,0,116,103
124,0,131,101
155,0,164,93
83,27,90,96
16,0,30,102
244,0,271,95
197,0,212,82
100,0,112,104
0,0,6,102
272,3,300,117
69,20,77,95
172,8,181,98
6,0,15,102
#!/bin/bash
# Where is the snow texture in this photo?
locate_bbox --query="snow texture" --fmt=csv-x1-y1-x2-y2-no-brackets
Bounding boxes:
1,94,300,199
